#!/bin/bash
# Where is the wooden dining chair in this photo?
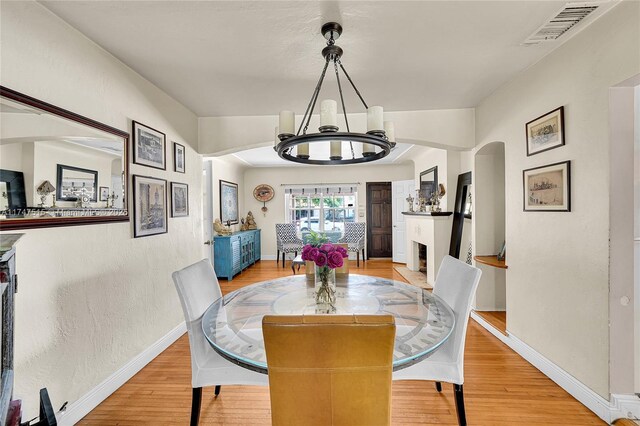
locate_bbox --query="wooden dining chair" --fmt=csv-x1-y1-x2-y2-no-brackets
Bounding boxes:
172,259,268,426
392,255,481,426
262,314,396,426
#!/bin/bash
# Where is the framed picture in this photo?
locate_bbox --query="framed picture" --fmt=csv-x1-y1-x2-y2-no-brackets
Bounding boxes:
523,161,571,212
173,142,185,173
133,175,168,238
171,182,189,217
99,186,110,202
526,106,564,156
56,164,98,202
219,180,239,225
132,120,166,170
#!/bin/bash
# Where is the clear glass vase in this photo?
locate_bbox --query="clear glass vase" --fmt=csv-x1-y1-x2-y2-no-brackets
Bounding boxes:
314,266,336,308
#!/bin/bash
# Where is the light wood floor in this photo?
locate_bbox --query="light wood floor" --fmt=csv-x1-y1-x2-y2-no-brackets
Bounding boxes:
474,310,507,335
79,259,604,425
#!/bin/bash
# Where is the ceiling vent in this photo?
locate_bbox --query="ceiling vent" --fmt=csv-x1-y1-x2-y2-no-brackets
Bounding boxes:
523,2,604,45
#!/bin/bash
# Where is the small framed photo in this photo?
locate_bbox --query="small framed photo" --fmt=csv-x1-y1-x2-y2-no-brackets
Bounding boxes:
526,106,564,156
99,186,110,202
132,120,166,170
171,182,189,217
523,161,571,212
133,175,168,238
219,180,239,225
173,142,185,173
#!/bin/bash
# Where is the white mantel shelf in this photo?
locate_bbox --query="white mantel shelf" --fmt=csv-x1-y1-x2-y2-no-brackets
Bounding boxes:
402,211,453,217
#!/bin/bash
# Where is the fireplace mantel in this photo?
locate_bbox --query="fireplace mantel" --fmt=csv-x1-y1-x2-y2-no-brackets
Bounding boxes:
404,214,452,287
401,211,452,217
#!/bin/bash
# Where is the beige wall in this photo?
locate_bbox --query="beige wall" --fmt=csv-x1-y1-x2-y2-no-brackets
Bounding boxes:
242,162,414,258
198,109,475,156
475,1,640,398
1,2,202,418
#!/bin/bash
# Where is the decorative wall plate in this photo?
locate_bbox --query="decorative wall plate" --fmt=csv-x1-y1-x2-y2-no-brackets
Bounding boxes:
253,184,274,213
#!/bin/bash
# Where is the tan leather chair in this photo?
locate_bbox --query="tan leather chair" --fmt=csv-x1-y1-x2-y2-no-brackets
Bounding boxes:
262,315,396,426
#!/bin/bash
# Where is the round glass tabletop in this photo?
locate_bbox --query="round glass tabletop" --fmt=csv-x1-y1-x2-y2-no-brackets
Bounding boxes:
202,274,455,373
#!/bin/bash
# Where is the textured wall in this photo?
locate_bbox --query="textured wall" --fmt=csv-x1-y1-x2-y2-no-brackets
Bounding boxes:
475,2,640,398
1,2,203,417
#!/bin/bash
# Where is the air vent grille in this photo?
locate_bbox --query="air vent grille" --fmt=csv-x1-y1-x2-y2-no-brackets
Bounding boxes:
523,4,600,44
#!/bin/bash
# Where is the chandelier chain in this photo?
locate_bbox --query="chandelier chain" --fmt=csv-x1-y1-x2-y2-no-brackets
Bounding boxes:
333,60,356,159
338,61,368,109
299,58,330,136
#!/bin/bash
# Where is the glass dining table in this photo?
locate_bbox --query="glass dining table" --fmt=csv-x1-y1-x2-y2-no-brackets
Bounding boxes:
201,274,455,374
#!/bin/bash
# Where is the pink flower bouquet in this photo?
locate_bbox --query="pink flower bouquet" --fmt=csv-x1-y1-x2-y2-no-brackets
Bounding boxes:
301,242,348,269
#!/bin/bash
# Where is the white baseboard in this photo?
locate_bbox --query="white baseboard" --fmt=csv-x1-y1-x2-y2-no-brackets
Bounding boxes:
611,394,640,421
471,312,640,423
57,322,187,425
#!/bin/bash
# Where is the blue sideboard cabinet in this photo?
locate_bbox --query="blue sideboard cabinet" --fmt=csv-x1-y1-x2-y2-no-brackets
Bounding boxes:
213,229,261,280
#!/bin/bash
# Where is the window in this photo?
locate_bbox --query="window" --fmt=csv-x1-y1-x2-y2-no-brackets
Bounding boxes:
286,192,356,235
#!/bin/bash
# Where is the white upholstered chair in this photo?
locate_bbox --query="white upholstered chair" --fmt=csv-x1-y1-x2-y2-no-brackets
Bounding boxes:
172,259,268,426
393,255,482,426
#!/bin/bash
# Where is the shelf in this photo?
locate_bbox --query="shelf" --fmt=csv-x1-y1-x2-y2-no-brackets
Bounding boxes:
474,255,508,269
402,211,452,217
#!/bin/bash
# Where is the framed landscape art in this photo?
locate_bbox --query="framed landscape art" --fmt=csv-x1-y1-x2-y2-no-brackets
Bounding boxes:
525,106,564,156
171,182,189,217
219,180,239,225
523,161,571,212
132,120,166,170
133,175,168,237
173,142,185,173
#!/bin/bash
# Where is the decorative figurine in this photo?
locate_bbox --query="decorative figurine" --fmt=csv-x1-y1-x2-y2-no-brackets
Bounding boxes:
214,218,232,235
405,193,414,212
240,217,247,231
245,211,257,230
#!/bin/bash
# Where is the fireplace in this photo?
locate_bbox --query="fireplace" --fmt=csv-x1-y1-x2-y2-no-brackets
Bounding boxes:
418,243,427,274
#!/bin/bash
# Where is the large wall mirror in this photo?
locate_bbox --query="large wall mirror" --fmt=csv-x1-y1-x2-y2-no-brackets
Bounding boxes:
0,86,129,230
449,171,472,260
419,166,438,205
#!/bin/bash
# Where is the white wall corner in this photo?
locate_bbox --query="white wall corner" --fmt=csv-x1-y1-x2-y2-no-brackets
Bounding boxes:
56,322,187,426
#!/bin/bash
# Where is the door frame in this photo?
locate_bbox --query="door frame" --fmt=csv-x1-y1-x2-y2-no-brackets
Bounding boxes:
366,181,392,259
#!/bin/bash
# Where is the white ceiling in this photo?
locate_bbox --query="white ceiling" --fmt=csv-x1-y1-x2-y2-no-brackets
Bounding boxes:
231,141,414,167
40,1,610,117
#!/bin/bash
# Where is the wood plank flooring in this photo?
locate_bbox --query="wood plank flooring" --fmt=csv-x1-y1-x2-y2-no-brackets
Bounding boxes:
474,310,507,336
79,260,604,425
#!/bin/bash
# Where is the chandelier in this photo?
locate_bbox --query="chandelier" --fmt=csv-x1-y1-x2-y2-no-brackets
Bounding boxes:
274,22,396,165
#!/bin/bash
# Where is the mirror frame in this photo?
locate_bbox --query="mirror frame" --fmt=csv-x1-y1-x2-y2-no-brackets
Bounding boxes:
0,86,130,230
419,166,438,205
449,171,472,258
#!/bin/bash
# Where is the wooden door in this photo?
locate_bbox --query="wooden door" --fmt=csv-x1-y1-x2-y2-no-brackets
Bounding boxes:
367,182,392,258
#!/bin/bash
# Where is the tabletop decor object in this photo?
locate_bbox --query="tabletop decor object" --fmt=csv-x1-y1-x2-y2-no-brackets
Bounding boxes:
301,235,348,310
36,180,55,207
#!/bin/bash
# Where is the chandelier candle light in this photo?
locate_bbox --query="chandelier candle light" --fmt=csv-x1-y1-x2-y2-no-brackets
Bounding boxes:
275,22,396,165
